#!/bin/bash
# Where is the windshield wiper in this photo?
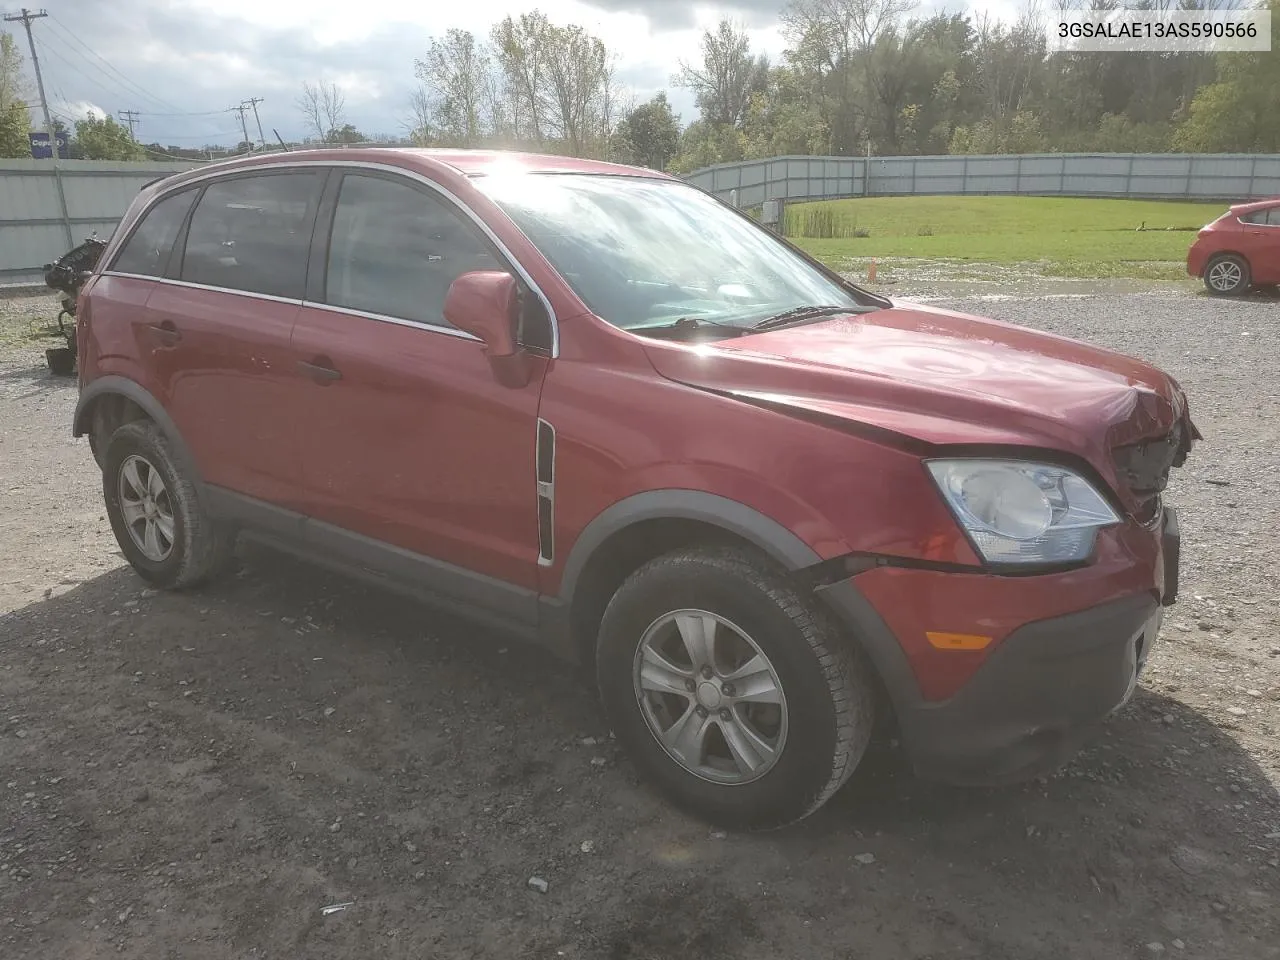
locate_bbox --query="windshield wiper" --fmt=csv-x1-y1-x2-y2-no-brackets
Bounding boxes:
635,316,747,339
750,304,854,332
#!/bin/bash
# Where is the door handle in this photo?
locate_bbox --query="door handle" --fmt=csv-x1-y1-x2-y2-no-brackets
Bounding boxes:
297,357,342,384
147,320,181,345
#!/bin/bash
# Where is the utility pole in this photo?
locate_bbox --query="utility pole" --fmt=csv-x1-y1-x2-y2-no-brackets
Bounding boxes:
4,7,72,246
243,97,266,150
118,109,140,139
4,8,52,134
230,102,251,151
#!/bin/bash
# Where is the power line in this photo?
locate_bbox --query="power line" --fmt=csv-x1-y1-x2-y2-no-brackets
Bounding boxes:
44,12,185,113
133,108,236,117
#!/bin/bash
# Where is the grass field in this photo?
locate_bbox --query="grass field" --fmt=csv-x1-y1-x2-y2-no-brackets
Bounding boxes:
784,195,1224,280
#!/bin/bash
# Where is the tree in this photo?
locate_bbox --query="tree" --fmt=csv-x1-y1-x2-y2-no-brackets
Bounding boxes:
670,121,745,175
1,31,32,158
615,92,680,170
326,123,367,144
675,19,768,128
1172,0,1280,153
296,81,347,142
74,112,144,160
743,68,830,159
416,28,493,146
488,12,616,157
406,85,434,145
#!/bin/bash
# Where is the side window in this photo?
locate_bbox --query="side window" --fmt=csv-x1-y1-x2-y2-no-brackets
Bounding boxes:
111,190,196,277
324,173,501,326
1268,208,1280,226
180,173,322,299
1240,210,1267,225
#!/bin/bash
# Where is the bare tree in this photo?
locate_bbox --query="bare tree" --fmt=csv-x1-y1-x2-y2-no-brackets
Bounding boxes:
675,20,768,127
406,84,433,145
296,81,347,143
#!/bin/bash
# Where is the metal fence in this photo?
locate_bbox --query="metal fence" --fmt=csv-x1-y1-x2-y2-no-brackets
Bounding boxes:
686,153,1280,208
5,152,1279,286
0,159,195,286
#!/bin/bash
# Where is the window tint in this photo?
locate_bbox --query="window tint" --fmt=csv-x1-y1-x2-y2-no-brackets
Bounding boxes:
181,173,322,299
111,190,196,277
1268,208,1280,226
324,173,501,326
1241,210,1267,224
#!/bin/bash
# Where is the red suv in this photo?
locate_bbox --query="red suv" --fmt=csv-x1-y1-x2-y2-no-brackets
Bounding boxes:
1187,198,1280,295
74,150,1197,829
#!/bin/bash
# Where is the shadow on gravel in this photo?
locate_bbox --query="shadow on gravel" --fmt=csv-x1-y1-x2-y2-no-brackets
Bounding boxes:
0,363,72,391
3,545,1277,960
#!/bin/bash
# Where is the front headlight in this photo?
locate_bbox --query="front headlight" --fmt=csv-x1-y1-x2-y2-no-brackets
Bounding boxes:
927,459,1120,566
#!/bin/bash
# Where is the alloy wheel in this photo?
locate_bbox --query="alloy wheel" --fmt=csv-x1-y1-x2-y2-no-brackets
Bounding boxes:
117,454,175,562
1207,259,1243,293
632,608,789,784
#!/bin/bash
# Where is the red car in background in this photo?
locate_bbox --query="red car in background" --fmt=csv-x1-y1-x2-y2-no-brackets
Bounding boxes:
1187,198,1280,295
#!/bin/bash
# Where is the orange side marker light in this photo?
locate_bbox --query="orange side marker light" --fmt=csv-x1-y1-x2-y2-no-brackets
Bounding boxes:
925,631,993,651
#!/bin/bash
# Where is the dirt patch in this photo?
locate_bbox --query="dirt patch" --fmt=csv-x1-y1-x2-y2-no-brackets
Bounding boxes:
1,289,1277,959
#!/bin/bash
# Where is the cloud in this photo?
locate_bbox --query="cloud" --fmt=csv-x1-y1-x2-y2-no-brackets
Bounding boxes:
13,0,996,146
575,0,788,31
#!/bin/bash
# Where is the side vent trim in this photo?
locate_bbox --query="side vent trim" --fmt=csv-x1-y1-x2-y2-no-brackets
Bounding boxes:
536,418,556,566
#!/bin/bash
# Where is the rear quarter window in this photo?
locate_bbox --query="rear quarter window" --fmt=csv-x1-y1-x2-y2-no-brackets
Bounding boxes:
110,190,197,277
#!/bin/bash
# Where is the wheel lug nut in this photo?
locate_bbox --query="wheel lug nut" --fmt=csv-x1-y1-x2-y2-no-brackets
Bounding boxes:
721,683,734,696
700,666,713,680
684,679,696,693
719,708,731,721
695,705,708,718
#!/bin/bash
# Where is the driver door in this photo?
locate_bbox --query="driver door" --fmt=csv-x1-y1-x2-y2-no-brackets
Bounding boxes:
290,169,549,604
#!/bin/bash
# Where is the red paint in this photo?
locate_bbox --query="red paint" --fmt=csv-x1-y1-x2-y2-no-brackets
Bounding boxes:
81,148,1198,708
1187,198,1280,286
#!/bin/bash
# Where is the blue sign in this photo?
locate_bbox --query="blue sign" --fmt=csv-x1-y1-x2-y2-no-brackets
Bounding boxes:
29,131,70,159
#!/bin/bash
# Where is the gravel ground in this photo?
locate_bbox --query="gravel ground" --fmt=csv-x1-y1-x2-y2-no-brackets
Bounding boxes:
1,286,1277,960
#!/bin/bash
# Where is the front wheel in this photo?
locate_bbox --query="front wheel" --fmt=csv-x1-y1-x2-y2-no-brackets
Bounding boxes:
596,547,875,830
1204,254,1251,296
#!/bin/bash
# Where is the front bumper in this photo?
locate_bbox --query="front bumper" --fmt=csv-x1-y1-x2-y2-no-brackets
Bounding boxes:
898,594,1161,784
818,508,1180,786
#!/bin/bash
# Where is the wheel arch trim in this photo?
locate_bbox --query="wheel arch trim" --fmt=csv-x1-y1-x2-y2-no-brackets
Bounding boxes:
555,489,926,716
556,490,825,609
73,376,203,484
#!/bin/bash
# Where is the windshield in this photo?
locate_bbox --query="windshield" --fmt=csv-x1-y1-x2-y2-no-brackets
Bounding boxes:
475,174,874,334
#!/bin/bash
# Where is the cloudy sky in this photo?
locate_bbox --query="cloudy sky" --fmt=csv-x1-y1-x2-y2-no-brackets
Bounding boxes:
9,0,1020,150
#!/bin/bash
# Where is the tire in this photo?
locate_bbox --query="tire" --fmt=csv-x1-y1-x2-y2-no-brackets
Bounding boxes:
1203,254,1251,296
102,421,232,589
596,546,875,830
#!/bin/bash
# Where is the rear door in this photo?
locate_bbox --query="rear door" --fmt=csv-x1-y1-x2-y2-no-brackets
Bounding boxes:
146,169,326,510
1253,207,1280,284
289,169,549,598
90,188,199,388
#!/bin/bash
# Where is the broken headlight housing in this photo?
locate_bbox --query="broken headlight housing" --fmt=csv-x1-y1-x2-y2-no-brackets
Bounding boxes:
927,459,1120,566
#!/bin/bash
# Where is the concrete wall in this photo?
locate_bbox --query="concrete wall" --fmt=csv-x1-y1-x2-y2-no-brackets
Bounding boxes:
686,153,1280,208
0,159,195,286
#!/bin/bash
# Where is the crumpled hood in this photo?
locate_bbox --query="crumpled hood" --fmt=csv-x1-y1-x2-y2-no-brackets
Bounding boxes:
643,301,1197,494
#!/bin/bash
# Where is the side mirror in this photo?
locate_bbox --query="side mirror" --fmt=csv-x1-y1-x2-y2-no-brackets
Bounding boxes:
443,270,520,358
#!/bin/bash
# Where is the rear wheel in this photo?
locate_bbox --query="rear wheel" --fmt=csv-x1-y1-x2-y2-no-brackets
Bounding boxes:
596,546,875,830
1204,254,1250,296
102,421,232,588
